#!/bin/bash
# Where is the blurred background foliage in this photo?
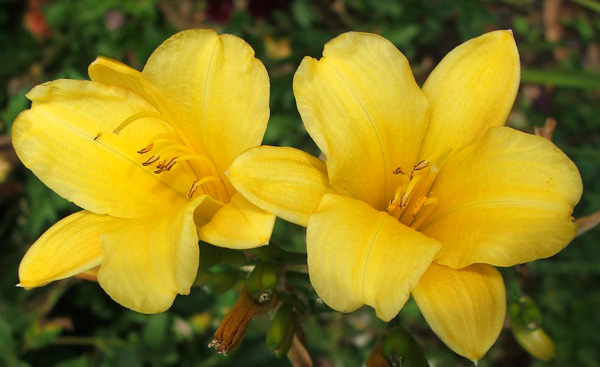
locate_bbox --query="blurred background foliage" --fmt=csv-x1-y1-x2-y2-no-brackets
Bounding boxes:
1,0,600,366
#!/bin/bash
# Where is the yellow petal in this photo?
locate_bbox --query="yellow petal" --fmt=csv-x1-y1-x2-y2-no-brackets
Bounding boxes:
97,197,204,314
228,146,331,226
12,79,190,218
307,194,441,321
412,263,506,362
77,267,99,282
193,194,224,228
19,211,113,288
88,56,158,108
294,32,430,210
141,29,270,176
418,30,520,159
199,193,276,249
421,127,582,268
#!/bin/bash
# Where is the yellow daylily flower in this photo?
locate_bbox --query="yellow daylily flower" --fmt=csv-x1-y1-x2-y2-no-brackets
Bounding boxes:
13,29,275,314
228,30,583,361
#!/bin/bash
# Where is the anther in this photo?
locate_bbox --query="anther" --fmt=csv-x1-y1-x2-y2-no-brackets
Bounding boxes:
137,143,154,154
188,180,199,199
413,160,430,171
154,157,177,173
400,193,409,208
411,196,428,217
155,159,167,169
393,167,404,175
142,155,160,166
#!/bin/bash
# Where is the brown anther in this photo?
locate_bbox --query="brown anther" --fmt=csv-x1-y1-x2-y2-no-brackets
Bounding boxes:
209,287,276,355
187,180,199,199
413,160,430,171
386,198,397,212
155,159,167,169
142,155,160,166
400,193,409,208
162,157,177,171
392,167,404,175
154,158,176,174
137,143,154,154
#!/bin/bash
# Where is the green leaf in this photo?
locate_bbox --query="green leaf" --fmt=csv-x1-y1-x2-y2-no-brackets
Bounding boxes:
570,0,600,13
292,0,313,28
0,316,18,365
52,356,90,367
521,69,600,89
142,313,169,348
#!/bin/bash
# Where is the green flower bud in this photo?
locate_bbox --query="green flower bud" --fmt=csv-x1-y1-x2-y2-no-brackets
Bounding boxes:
381,326,413,363
519,296,542,330
509,298,556,361
371,325,429,367
204,268,241,294
266,303,297,358
246,260,278,304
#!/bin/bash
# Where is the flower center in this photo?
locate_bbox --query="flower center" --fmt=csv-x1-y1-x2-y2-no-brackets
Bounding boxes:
386,150,450,230
113,111,230,203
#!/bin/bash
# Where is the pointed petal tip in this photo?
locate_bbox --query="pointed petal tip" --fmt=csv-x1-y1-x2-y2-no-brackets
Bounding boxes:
413,264,505,361
16,282,35,290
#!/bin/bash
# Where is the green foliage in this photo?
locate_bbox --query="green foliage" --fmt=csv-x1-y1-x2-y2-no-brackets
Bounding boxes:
1,0,600,366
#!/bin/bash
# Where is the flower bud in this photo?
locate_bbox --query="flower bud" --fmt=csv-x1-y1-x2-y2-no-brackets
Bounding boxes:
246,260,278,304
518,296,542,330
209,287,276,354
509,298,556,361
367,325,430,367
266,303,297,358
204,268,241,294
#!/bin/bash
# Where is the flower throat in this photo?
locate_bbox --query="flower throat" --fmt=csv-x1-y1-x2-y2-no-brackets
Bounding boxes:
385,151,450,230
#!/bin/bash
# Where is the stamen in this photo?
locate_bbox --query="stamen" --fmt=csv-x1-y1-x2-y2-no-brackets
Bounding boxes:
152,144,194,158
142,155,160,166
154,159,167,170
411,196,428,217
400,192,409,208
137,143,154,154
154,157,177,174
187,176,221,199
177,154,223,180
403,174,421,201
410,197,438,230
113,111,167,135
188,180,199,199
386,184,407,212
393,167,404,175
398,173,426,224
388,153,449,228
413,160,430,171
